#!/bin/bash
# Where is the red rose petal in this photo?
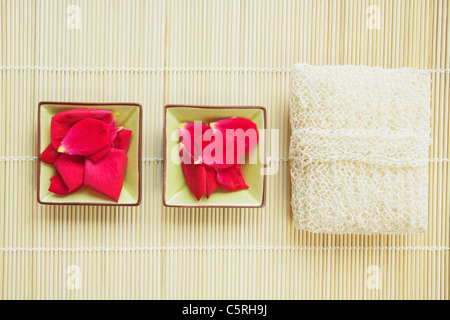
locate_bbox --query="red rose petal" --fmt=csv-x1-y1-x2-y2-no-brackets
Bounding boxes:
211,117,259,154
179,122,213,161
202,130,246,168
48,174,71,195
51,109,115,149
39,143,60,164
59,118,110,156
205,165,219,198
87,125,121,162
53,153,85,193
85,148,128,202
216,164,249,192
113,129,133,151
180,146,206,201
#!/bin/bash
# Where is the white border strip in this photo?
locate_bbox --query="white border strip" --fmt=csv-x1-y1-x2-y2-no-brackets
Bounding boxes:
0,66,291,72
0,156,164,162
1,156,449,163
0,65,449,73
0,156,37,161
0,246,448,253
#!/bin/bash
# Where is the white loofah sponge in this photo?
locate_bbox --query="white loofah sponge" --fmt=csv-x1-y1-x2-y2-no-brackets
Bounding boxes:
289,63,431,234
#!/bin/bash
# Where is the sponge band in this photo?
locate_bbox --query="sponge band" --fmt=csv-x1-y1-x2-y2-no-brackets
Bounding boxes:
289,63,431,234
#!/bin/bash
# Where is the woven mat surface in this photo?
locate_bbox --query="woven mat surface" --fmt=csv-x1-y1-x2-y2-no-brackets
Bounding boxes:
0,0,449,299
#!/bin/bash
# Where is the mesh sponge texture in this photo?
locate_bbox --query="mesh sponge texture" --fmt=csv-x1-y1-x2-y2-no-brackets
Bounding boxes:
289,63,431,234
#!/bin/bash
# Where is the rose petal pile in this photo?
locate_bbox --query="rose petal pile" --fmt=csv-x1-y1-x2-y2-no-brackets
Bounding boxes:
40,109,133,202
179,117,259,201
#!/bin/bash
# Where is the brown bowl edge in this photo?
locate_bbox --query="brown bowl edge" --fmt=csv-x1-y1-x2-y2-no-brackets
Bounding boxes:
162,104,267,208
37,101,142,206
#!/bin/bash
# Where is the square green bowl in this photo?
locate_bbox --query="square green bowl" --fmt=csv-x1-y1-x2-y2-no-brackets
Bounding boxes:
37,102,142,206
163,105,266,208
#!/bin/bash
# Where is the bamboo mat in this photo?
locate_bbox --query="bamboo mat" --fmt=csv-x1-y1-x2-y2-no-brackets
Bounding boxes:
0,0,449,300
